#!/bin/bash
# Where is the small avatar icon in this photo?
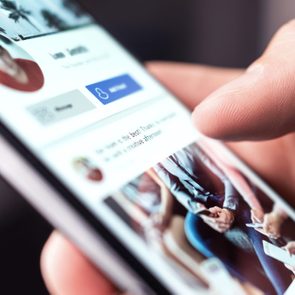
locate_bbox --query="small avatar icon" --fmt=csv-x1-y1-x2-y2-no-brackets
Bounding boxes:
73,157,103,182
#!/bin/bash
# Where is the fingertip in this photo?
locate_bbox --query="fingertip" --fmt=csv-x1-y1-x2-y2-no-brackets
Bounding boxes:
193,29,295,141
192,68,271,141
41,232,115,295
40,231,62,294
192,100,236,140
147,62,243,110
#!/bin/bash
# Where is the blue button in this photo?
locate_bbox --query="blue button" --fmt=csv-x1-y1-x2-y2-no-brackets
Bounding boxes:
86,74,142,105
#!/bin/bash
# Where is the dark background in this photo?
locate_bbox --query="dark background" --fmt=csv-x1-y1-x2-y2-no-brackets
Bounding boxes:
0,1,293,294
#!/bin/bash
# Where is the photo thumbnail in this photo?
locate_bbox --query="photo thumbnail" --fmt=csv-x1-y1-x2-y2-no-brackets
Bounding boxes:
0,0,92,41
104,139,295,295
0,34,44,92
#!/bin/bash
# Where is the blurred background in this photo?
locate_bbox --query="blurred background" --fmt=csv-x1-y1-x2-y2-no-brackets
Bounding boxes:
1,0,294,294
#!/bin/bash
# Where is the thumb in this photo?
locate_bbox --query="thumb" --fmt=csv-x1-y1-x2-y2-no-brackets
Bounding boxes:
193,20,295,141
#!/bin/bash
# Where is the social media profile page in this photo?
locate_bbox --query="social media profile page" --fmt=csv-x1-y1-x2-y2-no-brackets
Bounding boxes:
1,22,195,185
0,15,205,294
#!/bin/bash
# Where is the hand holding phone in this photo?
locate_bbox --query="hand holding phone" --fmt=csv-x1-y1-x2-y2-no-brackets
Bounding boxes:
0,1,295,295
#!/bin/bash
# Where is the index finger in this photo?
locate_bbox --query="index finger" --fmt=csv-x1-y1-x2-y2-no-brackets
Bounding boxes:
147,62,242,110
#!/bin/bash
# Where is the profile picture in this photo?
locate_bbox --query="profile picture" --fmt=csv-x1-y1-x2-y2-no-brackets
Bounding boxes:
0,34,44,92
73,157,103,182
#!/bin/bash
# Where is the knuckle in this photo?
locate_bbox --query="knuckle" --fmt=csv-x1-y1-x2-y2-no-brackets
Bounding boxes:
247,57,266,74
279,19,295,34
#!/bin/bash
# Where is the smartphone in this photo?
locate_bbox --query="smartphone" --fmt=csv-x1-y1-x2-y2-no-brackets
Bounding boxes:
263,241,295,267
0,1,294,295
197,209,212,217
245,223,263,229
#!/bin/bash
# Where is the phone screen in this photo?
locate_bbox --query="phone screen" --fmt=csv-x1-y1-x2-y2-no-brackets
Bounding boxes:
263,241,295,267
0,1,294,294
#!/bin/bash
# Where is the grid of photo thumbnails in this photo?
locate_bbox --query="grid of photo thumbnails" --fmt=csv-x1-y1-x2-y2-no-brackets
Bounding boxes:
0,0,92,93
75,140,295,295
0,0,92,41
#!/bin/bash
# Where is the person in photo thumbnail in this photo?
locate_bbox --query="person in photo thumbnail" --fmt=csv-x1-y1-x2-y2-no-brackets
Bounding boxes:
256,203,295,276
258,203,290,240
73,157,103,182
120,170,179,233
0,35,44,92
105,172,209,287
153,144,240,232
154,143,292,295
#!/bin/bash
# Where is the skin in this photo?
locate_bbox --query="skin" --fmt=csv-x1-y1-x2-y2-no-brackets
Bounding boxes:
41,20,295,294
147,169,174,230
256,203,289,239
149,167,234,234
0,46,29,84
201,207,235,233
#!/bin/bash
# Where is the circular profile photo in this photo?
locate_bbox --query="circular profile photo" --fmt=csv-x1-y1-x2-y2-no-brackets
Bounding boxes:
0,34,44,92
73,157,104,182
